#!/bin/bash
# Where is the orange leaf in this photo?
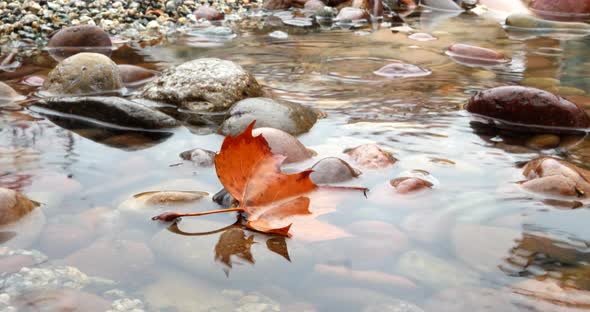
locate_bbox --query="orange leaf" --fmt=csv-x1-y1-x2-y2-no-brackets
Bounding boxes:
215,122,316,205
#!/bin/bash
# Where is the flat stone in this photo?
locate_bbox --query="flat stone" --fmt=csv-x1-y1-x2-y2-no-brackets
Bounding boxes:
37,96,178,129
219,98,318,136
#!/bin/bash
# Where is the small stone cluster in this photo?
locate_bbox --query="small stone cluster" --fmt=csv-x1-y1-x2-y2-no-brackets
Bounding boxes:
0,0,251,47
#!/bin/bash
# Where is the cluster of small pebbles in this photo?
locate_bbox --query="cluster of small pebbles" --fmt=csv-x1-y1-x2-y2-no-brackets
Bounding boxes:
0,0,251,48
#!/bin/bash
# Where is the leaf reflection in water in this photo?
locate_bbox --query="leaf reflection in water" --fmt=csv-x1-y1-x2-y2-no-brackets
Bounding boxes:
166,217,292,275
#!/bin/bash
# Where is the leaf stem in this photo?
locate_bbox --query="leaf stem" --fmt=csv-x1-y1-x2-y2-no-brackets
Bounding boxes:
152,207,245,222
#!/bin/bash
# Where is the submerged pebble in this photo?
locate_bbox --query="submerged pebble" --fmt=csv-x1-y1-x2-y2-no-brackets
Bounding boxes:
505,13,590,31
530,0,590,21
253,127,313,163
373,63,431,79
268,30,289,39
193,6,224,21
446,43,509,66
117,64,157,87
520,157,590,198
344,144,397,169
408,33,437,41
525,134,561,149
179,148,217,166
0,188,38,226
336,7,369,21
390,177,433,194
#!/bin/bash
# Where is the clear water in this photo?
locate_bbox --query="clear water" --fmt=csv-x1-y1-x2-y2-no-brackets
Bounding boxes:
3,7,590,312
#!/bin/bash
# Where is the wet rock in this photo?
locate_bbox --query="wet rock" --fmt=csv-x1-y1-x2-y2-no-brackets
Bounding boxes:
38,96,178,129
20,75,46,87
390,177,433,194
512,278,590,308
253,127,313,163
179,148,217,166
465,86,590,130
373,63,431,79
63,239,155,281
264,0,292,10
522,77,560,90
140,58,263,112
12,289,111,312
119,190,209,215
193,6,224,21
47,25,113,61
505,13,590,31
526,134,560,149
344,144,397,169
43,53,123,96
117,64,157,87
408,33,437,41
421,0,464,11
396,249,479,289
530,0,590,21
315,264,416,289
0,81,20,102
305,0,325,11
312,287,422,312
0,208,45,249
452,223,520,273
520,157,590,198
336,7,369,21
0,188,38,226
311,157,361,184
219,98,318,136
142,271,233,312
39,219,96,259
424,287,521,312
446,43,509,66
0,255,35,274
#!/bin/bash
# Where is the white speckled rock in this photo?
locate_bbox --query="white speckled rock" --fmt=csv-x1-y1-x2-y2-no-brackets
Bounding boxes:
140,58,263,112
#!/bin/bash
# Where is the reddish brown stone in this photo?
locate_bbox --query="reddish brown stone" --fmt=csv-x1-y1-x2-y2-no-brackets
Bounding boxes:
466,86,590,129
390,177,433,194
47,25,112,60
193,6,224,21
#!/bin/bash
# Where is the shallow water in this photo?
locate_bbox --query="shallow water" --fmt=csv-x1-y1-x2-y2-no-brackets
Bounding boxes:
4,6,590,312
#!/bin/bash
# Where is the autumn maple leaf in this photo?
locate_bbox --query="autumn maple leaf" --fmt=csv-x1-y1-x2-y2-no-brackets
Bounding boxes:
153,121,365,238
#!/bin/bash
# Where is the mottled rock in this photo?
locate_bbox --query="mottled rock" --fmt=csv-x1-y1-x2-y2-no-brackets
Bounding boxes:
63,239,154,281
140,58,262,112
336,7,369,20
179,148,217,166
305,0,325,11
47,25,113,61
0,188,38,226
466,86,590,130
12,289,111,312
344,144,397,169
193,6,224,20
311,157,360,184
390,177,433,194
506,13,590,31
219,98,318,136
264,0,292,10
38,96,178,129
43,53,123,96
446,43,509,66
117,64,157,87
530,0,590,21
520,157,590,198
253,127,313,163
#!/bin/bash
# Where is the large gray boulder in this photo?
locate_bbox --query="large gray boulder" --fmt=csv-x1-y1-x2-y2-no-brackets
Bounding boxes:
140,58,263,112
